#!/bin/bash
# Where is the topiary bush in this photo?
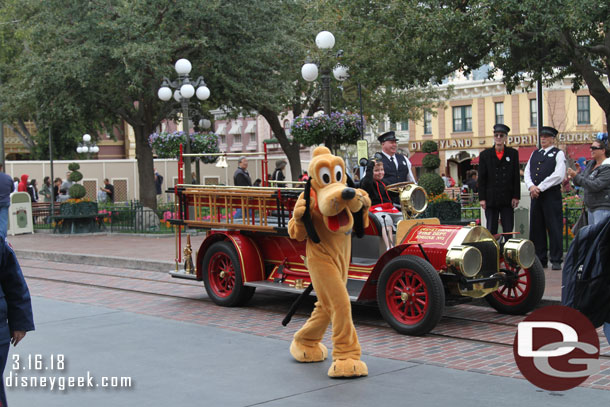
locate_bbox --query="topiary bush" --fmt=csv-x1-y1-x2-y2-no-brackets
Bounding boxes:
418,173,446,196
69,184,86,199
67,162,86,199
422,140,438,154
422,154,440,170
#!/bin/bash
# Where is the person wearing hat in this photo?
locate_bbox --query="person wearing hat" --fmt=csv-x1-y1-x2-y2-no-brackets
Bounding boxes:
377,131,415,204
477,124,520,237
524,126,566,270
271,159,287,188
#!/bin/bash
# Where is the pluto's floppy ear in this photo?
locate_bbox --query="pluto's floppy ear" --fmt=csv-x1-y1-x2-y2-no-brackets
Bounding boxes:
346,176,365,238
303,178,321,243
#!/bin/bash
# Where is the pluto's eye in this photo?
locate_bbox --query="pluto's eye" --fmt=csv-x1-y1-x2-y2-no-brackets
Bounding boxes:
334,165,343,182
318,167,331,185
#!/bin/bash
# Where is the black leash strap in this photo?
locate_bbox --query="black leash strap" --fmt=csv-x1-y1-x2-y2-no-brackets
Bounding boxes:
303,178,321,243
282,284,314,326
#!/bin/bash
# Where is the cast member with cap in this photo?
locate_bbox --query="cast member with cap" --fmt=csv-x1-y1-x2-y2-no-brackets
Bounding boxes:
524,126,566,270
477,124,520,237
377,131,415,204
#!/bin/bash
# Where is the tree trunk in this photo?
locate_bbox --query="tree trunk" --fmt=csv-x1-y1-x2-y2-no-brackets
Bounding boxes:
258,107,303,181
133,124,157,210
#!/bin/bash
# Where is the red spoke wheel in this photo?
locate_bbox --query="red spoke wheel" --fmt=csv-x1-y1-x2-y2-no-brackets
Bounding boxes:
202,241,255,307
485,257,545,314
377,255,444,335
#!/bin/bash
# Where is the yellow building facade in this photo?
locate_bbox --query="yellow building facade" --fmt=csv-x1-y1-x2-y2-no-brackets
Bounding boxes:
405,77,609,182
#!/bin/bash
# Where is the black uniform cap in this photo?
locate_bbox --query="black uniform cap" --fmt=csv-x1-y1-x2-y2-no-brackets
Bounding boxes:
493,124,510,134
377,131,397,143
540,126,559,137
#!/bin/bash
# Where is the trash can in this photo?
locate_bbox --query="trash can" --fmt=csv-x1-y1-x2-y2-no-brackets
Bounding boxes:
7,192,34,236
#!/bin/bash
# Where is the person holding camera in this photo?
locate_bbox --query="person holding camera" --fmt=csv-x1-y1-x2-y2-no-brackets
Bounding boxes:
361,158,402,250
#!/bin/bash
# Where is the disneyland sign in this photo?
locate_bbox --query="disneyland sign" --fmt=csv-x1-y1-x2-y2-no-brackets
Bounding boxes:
410,138,472,152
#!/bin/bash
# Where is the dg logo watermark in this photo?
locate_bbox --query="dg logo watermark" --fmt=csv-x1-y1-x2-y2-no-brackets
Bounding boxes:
513,305,600,391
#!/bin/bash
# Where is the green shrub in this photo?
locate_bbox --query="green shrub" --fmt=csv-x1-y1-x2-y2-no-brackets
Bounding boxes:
422,140,438,153
418,173,445,196
69,184,86,199
422,154,440,169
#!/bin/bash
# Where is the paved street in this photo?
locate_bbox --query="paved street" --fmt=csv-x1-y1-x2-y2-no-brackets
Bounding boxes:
4,232,610,405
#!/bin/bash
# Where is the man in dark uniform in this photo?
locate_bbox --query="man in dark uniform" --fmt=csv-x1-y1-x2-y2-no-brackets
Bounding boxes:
377,131,415,204
0,237,35,406
233,156,252,187
525,126,566,270
477,124,520,236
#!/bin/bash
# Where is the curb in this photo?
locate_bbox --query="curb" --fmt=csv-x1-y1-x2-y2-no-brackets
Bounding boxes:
16,249,563,306
15,249,173,273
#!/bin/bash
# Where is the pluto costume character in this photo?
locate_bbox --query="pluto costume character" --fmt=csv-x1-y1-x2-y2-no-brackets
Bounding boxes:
288,146,371,378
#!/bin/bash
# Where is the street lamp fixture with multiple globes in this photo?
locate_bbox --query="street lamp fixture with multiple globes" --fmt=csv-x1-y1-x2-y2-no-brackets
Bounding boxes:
157,58,211,184
301,30,349,116
76,133,99,156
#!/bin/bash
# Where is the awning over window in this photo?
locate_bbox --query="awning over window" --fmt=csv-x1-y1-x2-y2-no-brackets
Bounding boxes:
244,121,256,134
408,152,426,166
518,146,537,163
566,144,591,160
215,123,226,135
228,121,242,135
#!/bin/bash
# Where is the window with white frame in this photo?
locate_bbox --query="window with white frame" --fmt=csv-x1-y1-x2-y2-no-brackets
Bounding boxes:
401,121,409,131
495,102,504,124
530,99,537,127
424,110,432,134
452,105,472,132
233,134,241,144
577,95,590,125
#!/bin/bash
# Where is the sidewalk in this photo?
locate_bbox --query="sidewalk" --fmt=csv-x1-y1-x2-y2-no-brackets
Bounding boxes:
9,232,562,302
8,297,606,406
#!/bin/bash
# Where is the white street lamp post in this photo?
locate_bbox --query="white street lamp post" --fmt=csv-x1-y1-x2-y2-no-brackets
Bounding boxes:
301,31,348,150
158,58,210,184
76,133,99,158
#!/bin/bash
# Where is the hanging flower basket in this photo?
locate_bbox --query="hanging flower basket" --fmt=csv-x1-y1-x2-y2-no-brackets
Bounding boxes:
291,112,363,147
148,131,220,163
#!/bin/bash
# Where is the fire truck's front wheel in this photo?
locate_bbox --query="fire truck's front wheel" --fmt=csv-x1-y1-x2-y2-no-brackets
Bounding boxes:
202,241,255,307
377,255,445,336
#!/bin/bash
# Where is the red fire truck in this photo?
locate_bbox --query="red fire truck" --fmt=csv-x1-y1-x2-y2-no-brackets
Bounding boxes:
169,149,544,335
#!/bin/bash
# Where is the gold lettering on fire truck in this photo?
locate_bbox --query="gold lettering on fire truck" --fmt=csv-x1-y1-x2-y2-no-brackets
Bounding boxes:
408,227,453,246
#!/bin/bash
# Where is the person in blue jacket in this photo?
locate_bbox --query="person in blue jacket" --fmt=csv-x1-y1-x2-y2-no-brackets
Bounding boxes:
0,237,35,406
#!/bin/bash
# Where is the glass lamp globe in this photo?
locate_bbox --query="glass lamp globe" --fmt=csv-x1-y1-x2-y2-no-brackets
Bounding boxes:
333,65,349,81
76,146,83,154
158,86,172,101
315,31,335,49
173,90,182,102
301,63,319,82
174,58,192,75
82,146,89,153
83,134,91,142
91,145,100,153
199,119,211,129
196,86,210,100
180,83,195,99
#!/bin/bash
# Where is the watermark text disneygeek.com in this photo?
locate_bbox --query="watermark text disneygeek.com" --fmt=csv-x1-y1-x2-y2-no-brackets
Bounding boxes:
6,354,132,391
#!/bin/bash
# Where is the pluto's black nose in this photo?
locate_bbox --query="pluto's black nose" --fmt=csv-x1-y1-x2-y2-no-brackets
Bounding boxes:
341,187,355,200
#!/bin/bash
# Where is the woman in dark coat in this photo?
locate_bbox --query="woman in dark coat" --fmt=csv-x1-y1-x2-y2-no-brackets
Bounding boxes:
0,237,35,406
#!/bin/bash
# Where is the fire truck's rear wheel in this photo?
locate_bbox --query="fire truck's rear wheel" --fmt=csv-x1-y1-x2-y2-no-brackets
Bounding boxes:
202,241,255,307
377,255,445,336
485,257,545,315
